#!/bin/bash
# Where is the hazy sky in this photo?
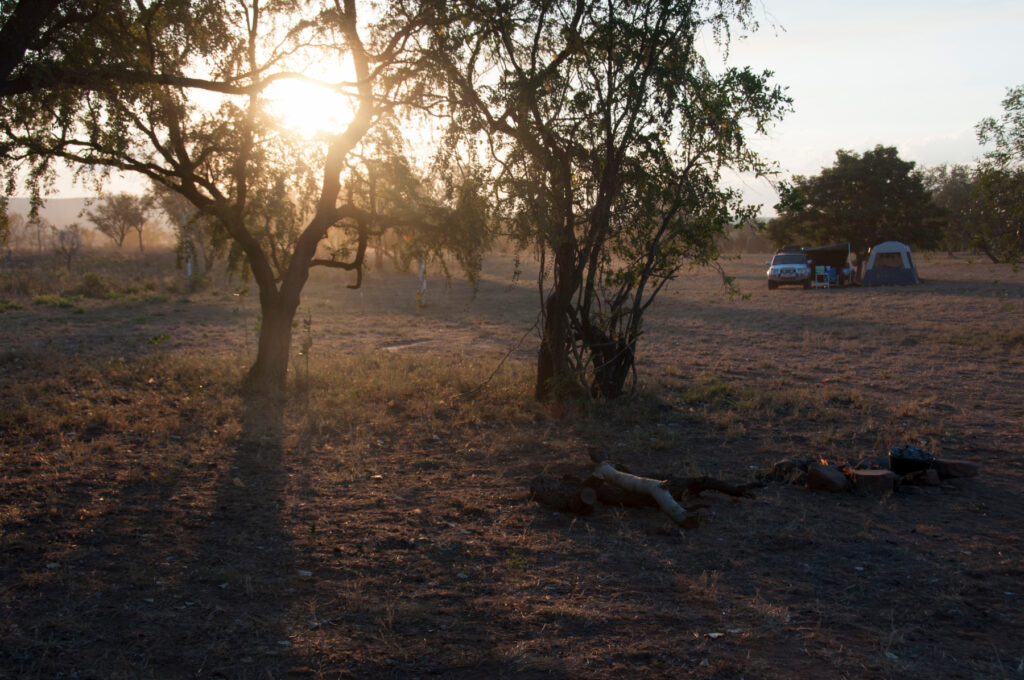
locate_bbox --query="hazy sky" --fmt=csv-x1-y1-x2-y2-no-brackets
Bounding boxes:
46,0,1024,215
722,0,1024,210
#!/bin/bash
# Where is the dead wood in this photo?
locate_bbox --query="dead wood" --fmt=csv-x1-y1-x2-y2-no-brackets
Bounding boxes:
528,474,596,515
587,477,652,508
664,475,763,499
587,449,759,499
530,459,758,527
592,462,694,527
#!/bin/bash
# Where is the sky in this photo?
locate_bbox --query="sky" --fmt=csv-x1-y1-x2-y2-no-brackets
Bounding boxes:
719,0,1024,212
41,0,1024,217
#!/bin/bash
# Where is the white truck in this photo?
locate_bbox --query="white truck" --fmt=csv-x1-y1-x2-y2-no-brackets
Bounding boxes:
766,249,811,289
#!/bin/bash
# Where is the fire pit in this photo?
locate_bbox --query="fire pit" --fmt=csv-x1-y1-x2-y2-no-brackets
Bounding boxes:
769,446,978,496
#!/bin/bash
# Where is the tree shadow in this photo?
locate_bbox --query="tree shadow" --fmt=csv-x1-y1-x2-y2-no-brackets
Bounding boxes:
0,390,300,679
165,392,300,677
887,279,1024,298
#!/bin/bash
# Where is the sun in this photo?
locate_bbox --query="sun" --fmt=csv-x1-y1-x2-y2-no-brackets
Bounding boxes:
262,77,357,141
260,69,441,167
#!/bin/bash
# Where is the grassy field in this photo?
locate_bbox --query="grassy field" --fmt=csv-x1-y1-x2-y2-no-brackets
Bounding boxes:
1,250,1023,679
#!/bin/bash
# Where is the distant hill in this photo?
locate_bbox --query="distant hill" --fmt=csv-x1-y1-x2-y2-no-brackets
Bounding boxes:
7,197,91,228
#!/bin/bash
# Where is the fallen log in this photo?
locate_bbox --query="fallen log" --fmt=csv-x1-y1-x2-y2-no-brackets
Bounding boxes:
528,474,597,515
664,475,763,499
588,477,653,508
586,449,759,499
529,460,758,529
592,462,694,527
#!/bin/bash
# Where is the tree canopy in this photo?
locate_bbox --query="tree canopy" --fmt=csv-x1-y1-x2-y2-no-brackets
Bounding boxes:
771,145,943,278
86,192,152,251
921,164,977,254
0,1,489,395
977,84,1024,171
973,84,1024,265
414,0,789,398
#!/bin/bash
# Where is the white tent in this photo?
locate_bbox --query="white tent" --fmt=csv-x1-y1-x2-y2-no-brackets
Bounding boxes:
861,241,920,286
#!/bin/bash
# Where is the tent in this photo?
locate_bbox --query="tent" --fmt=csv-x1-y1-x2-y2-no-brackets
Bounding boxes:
861,241,920,286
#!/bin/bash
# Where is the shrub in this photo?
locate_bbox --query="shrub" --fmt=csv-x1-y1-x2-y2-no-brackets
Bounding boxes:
74,273,116,299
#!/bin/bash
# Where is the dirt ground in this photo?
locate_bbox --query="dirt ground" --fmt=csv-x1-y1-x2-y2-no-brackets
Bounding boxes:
1,252,1023,679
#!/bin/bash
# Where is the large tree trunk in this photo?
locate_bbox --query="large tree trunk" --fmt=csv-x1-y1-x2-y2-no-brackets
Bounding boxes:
977,243,1001,264
535,237,580,401
578,314,636,400
535,292,570,401
246,289,299,396
591,340,634,399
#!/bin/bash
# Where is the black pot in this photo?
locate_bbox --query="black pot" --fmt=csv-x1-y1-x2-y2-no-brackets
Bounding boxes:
888,445,934,476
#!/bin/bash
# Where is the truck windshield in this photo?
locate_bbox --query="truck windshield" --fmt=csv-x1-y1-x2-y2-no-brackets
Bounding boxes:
772,253,806,265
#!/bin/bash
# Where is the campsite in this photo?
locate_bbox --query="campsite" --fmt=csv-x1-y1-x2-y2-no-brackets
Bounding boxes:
1,250,1022,678
2,3,1023,678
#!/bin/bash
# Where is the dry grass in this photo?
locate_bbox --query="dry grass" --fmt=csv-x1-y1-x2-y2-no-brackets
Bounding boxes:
1,250,1023,678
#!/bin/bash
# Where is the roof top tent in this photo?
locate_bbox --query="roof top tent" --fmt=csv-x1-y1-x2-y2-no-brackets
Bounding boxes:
861,241,920,286
804,242,853,286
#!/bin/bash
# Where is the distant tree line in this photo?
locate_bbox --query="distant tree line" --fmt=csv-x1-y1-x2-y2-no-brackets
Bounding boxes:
767,85,1024,270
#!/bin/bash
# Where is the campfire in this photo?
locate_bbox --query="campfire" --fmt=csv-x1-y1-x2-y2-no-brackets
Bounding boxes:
770,445,978,495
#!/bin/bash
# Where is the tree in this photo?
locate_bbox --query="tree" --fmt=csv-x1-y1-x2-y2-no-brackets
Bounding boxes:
0,1,452,396
970,167,1024,265
977,84,1024,171
86,192,152,251
0,0,69,88
415,0,789,399
333,121,494,298
771,146,943,279
974,84,1024,265
0,201,10,248
27,216,52,254
150,182,227,289
1,211,29,251
0,1,240,204
719,219,774,254
921,164,977,254
52,222,82,270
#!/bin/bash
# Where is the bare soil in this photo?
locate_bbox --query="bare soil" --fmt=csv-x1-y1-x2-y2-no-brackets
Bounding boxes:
1,252,1022,679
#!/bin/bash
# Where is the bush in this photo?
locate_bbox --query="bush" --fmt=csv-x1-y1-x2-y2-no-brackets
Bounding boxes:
33,294,80,308
74,273,116,299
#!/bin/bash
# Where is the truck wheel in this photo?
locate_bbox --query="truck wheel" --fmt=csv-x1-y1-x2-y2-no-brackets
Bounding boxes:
768,280,777,290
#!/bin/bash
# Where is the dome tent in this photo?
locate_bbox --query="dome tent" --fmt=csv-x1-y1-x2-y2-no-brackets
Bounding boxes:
861,241,920,286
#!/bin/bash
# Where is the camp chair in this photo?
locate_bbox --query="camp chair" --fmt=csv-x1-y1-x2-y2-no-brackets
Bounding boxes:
813,265,830,289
